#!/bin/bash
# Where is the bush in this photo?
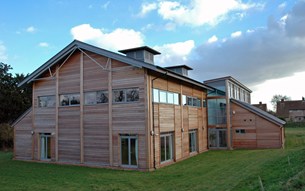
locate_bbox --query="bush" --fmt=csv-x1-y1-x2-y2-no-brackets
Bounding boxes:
0,123,13,151
285,122,305,128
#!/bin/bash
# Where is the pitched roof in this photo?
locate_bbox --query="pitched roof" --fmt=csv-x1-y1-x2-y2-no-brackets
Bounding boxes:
231,98,286,126
11,107,32,127
18,40,213,91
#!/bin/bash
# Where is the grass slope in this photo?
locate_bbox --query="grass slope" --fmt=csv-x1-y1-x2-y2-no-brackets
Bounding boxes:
0,127,304,191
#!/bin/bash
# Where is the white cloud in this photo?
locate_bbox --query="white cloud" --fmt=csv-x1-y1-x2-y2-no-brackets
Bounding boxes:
101,1,110,9
26,26,36,33
38,42,49,47
154,40,195,66
70,24,144,51
0,42,8,62
156,0,261,27
207,35,218,43
251,71,305,108
278,2,287,9
231,31,242,38
138,2,157,17
190,1,305,87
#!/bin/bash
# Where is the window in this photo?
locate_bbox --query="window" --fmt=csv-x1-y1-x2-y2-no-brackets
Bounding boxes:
189,130,197,153
38,96,55,107
183,95,202,108
236,129,246,134
40,133,51,160
85,91,108,105
203,99,207,107
153,88,180,105
126,89,139,102
113,88,139,103
121,135,138,167
113,90,125,102
182,95,187,105
159,90,167,103
167,92,174,104
153,89,159,102
173,93,179,105
160,133,173,163
207,99,227,125
60,94,80,106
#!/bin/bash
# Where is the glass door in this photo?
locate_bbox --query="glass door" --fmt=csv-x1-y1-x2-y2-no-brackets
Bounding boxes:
121,135,138,167
40,133,51,160
208,129,227,148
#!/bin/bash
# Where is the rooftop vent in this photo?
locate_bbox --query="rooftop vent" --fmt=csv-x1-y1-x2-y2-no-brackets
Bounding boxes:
165,65,193,77
119,46,160,65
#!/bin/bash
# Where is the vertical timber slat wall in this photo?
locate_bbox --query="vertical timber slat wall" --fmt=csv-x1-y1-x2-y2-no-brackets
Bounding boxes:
231,102,283,149
151,75,208,169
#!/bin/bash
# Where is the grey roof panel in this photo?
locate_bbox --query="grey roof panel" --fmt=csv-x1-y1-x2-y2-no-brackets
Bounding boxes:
18,40,213,91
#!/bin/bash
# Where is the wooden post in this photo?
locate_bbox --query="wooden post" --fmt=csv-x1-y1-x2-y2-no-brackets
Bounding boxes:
225,79,232,149
108,59,113,166
145,71,152,169
55,66,59,161
180,84,183,158
80,52,84,163
31,83,35,160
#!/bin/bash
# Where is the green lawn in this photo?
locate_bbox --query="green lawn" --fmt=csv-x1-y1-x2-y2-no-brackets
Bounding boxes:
1,128,305,191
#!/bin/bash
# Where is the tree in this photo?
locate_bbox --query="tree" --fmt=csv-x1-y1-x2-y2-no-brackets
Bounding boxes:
0,62,32,150
271,94,291,111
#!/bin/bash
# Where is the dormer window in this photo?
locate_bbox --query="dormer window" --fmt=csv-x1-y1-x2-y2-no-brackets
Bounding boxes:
165,65,193,77
119,46,160,65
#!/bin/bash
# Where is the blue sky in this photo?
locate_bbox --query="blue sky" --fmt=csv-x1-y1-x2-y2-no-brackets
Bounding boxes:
1,0,305,108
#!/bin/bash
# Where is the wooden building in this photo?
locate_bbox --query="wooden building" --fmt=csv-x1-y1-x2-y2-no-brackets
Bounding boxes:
13,40,212,170
204,76,285,149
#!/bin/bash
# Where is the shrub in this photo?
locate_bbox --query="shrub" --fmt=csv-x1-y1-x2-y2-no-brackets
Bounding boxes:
0,123,13,151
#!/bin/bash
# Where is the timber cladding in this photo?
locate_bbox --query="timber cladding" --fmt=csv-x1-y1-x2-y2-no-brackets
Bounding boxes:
151,75,208,169
231,102,282,149
14,41,209,171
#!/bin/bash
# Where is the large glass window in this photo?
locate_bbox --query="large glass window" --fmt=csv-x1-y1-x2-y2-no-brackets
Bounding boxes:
60,94,80,106
189,130,197,153
207,99,227,125
38,96,55,107
160,133,173,163
121,135,138,167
